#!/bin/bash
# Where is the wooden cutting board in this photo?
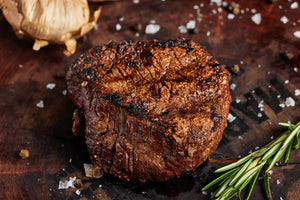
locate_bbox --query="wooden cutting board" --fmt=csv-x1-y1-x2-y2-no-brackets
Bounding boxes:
0,0,299,199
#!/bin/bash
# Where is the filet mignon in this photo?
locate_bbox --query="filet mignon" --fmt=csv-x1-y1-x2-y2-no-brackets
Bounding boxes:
66,38,231,182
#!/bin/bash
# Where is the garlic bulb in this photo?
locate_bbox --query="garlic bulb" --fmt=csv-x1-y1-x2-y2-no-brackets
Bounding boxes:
0,0,101,55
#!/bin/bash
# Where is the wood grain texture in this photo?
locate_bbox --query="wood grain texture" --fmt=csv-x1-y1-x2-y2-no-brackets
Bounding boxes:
0,0,299,199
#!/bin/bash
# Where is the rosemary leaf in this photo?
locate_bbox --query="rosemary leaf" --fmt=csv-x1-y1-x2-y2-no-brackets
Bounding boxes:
263,172,272,200
201,168,238,191
214,154,252,173
244,168,261,200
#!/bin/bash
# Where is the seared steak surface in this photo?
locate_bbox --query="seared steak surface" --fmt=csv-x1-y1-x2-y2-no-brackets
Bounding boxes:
66,38,231,182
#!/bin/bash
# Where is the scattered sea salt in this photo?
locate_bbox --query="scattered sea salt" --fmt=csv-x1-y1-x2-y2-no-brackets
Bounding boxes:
227,13,235,20
291,2,298,9
255,146,260,150
212,9,217,15
46,83,56,90
193,5,199,10
251,13,262,25
36,100,44,108
270,136,274,140
240,61,244,64
276,179,280,184
99,184,102,188
93,24,98,30
186,20,196,30
58,177,76,189
279,103,285,108
75,190,81,195
19,64,23,68
257,113,263,118
218,7,222,12
285,97,295,107
202,191,208,195
295,89,300,96
284,80,289,84
249,149,253,154
145,23,160,34
280,197,284,200
230,83,236,90
258,100,264,111
238,136,243,140
62,90,67,96
227,113,236,123
133,0,139,4
119,16,124,22
268,170,273,175
251,8,256,13
207,31,211,37
280,16,289,24
178,25,188,33
238,155,241,158
293,31,300,38
277,95,281,99
115,24,122,31
235,99,241,103
210,0,222,6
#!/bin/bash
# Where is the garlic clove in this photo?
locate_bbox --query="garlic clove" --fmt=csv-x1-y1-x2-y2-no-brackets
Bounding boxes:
80,6,102,37
33,40,49,51
64,39,77,56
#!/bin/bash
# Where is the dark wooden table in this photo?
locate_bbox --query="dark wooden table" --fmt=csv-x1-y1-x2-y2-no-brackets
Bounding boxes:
0,0,299,199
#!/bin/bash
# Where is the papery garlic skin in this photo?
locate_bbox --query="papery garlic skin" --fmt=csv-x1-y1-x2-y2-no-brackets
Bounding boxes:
0,0,101,55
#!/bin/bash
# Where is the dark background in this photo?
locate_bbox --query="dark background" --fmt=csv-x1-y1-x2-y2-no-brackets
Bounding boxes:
0,0,299,199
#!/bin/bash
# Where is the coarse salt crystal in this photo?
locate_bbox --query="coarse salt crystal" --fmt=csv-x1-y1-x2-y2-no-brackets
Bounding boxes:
36,100,44,108
230,83,236,90
251,8,256,13
207,31,211,37
218,7,222,12
238,136,243,140
280,16,289,24
291,2,298,9
212,9,217,15
277,95,281,98
193,5,199,10
235,99,241,103
46,83,56,90
133,0,139,4
99,184,102,188
279,103,285,108
294,67,298,72
276,179,280,184
210,0,222,6
227,13,235,20
280,197,284,200
145,24,160,34
202,191,208,195
285,97,295,107
257,113,262,118
240,61,244,64
295,89,300,96
284,80,289,84
251,13,261,25
75,190,81,195
62,90,67,96
119,16,124,21
186,20,196,30
58,177,76,189
227,113,236,123
93,24,98,30
268,170,273,175
115,24,122,31
255,146,260,150
293,31,300,38
178,25,188,33
19,64,23,68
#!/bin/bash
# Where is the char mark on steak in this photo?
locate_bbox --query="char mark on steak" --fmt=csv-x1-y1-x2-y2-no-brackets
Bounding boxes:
66,38,231,182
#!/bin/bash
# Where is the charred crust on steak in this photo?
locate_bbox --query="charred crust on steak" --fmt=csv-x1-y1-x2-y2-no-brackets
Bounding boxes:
66,38,231,182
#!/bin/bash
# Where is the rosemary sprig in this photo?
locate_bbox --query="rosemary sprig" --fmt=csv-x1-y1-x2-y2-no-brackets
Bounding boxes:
202,121,300,200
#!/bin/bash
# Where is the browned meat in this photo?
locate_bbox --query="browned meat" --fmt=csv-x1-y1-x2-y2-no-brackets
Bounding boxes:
66,38,231,182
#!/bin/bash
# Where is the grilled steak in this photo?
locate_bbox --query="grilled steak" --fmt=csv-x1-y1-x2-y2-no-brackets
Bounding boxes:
66,38,231,182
